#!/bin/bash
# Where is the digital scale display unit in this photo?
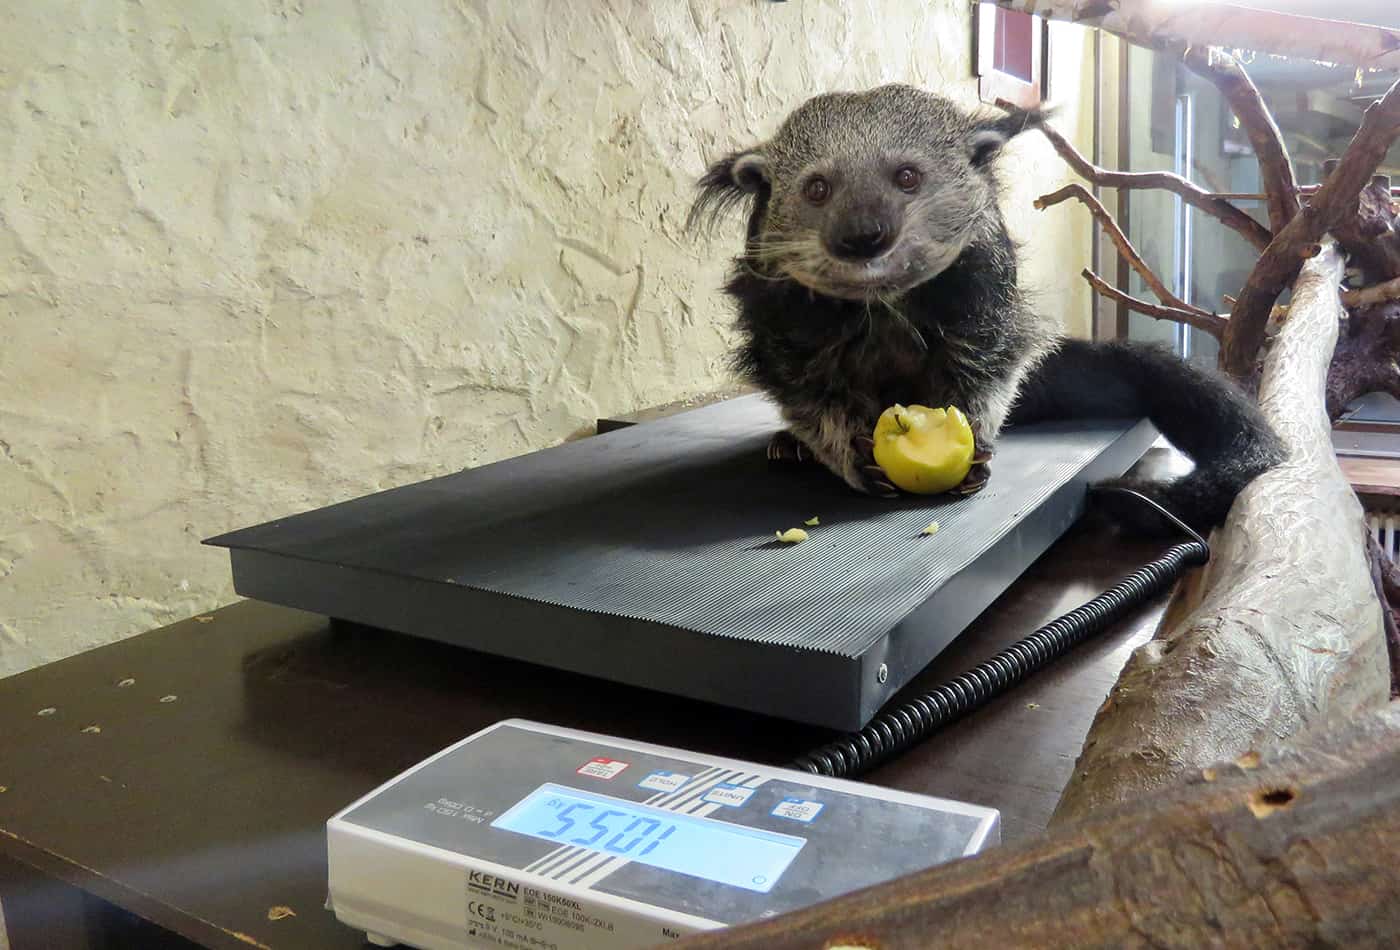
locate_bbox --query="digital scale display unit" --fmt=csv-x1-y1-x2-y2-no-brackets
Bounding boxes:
327,720,999,950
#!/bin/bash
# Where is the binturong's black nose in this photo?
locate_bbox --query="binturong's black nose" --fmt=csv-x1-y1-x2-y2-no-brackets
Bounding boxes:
829,221,895,261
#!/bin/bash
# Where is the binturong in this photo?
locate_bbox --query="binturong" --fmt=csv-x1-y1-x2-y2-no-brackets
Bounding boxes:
688,84,1285,536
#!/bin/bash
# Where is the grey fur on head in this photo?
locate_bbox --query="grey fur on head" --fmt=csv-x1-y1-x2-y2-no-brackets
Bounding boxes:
688,84,1047,301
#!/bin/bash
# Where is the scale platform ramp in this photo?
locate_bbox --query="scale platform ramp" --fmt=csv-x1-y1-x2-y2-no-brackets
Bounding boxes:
206,395,1156,730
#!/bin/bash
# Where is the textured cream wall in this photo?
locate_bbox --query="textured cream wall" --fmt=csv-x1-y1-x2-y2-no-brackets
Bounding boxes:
0,1,1094,677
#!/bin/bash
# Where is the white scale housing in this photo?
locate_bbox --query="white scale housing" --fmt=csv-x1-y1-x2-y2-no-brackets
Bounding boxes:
327,720,999,949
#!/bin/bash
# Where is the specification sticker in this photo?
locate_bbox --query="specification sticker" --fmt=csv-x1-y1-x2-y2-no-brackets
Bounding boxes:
576,758,629,780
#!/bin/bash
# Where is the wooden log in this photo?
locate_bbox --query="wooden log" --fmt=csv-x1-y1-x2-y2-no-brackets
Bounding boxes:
673,704,1400,949
1051,242,1391,827
1333,177,1400,285
1341,276,1400,311
991,0,1400,71
1365,536,1400,697
1326,301,1400,420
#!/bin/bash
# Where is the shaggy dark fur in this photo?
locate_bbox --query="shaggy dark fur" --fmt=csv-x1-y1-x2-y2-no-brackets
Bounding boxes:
690,84,1284,535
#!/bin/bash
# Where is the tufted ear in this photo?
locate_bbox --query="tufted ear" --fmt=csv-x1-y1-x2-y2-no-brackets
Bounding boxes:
968,104,1052,168
686,148,770,234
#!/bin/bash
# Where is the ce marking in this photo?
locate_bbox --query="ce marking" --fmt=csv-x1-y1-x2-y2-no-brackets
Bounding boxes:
469,901,497,923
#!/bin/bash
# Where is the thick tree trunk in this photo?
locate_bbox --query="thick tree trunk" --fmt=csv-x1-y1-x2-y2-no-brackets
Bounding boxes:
674,704,1400,950
1051,242,1391,826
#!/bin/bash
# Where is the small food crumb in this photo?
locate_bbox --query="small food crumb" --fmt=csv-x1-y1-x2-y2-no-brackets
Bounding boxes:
99,775,112,783
117,678,136,688
194,615,214,624
267,906,297,921
775,528,809,543
1236,750,1261,770
0,785,8,794
921,521,940,536
159,695,178,704
804,516,820,526
1202,767,1218,782
82,725,102,734
37,707,56,717
1026,703,1040,710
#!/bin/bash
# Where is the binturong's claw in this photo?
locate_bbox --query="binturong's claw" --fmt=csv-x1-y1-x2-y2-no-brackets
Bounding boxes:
967,416,994,465
768,430,815,465
950,461,991,496
852,434,900,498
861,465,900,498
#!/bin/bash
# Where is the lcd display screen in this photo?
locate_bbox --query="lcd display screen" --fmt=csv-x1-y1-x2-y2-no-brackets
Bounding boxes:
492,783,805,893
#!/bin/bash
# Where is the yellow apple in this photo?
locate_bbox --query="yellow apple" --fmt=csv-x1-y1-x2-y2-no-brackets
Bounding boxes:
872,404,976,495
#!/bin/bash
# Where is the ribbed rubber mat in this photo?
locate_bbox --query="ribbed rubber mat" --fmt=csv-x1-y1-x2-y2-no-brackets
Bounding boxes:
209,396,1143,659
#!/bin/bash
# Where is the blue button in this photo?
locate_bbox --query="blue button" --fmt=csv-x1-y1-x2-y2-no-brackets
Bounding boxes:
771,798,823,823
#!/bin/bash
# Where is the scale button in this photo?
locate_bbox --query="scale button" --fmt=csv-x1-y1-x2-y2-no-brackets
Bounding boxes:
575,757,630,780
638,770,691,793
771,798,824,823
702,783,754,807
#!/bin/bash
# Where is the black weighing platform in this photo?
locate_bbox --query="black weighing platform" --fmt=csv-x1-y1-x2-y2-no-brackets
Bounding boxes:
207,395,1156,730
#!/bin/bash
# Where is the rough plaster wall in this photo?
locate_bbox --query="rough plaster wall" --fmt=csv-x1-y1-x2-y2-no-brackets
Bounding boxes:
0,0,1095,677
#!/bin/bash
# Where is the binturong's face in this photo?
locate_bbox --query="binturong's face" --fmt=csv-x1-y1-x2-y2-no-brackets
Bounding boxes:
690,84,1044,302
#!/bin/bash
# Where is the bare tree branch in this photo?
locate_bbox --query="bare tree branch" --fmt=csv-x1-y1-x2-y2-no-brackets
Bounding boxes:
1343,277,1400,310
1183,47,1300,233
1037,183,1221,324
1221,76,1400,377
1023,112,1273,251
1082,269,1227,338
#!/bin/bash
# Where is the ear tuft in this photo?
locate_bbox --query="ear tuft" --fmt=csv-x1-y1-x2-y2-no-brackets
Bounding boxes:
969,104,1052,167
686,149,769,234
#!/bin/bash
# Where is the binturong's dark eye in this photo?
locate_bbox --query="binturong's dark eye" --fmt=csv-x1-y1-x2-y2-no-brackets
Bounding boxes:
803,176,831,205
894,166,922,192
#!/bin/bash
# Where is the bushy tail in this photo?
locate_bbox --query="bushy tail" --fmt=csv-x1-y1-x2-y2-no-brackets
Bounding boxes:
1008,338,1286,536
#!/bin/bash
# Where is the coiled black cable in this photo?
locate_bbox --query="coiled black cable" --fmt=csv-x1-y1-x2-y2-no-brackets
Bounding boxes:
790,487,1211,777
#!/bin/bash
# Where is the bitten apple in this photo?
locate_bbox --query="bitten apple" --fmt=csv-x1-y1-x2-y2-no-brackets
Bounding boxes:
872,405,976,495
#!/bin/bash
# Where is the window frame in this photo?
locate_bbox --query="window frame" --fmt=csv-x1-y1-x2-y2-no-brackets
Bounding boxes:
974,2,1048,109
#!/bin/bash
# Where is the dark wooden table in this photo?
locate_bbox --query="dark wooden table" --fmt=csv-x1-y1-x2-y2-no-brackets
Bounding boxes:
0,449,1182,949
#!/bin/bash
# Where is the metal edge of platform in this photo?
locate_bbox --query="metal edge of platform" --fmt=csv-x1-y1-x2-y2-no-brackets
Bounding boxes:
225,547,867,729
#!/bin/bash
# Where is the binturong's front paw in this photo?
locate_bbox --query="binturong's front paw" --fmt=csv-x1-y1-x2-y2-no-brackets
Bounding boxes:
766,429,817,465
950,440,994,496
852,435,901,498
865,405,991,498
